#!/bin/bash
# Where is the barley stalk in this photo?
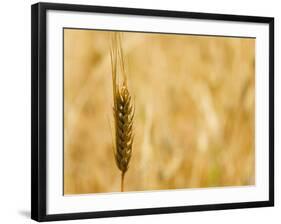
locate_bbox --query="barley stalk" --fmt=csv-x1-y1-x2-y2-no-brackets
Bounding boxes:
110,33,134,192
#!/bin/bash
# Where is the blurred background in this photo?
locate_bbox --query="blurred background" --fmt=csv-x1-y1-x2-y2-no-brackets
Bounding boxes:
63,29,255,195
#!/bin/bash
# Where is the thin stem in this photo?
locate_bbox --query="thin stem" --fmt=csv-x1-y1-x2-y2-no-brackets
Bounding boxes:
121,172,125,192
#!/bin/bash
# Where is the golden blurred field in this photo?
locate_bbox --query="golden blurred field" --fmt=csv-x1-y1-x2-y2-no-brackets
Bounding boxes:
63,29,255,195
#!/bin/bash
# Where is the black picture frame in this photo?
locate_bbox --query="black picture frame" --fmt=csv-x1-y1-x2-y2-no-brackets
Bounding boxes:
31,2,274,222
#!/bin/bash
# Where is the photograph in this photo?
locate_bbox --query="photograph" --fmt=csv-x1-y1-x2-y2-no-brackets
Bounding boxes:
63,29,255,195
31,3,274,221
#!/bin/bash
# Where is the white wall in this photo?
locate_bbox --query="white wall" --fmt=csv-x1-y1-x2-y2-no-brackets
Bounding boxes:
0,0,279,223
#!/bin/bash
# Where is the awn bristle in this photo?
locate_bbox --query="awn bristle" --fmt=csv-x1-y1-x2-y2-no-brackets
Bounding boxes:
110,33,134,192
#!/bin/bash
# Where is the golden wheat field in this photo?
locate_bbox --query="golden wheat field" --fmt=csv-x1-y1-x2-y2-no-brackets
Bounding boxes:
63,28,255,195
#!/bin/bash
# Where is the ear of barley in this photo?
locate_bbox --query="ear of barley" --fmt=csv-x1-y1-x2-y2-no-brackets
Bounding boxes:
110,33,134,192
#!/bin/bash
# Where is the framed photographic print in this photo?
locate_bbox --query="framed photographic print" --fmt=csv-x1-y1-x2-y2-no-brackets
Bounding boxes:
31,2,274,222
